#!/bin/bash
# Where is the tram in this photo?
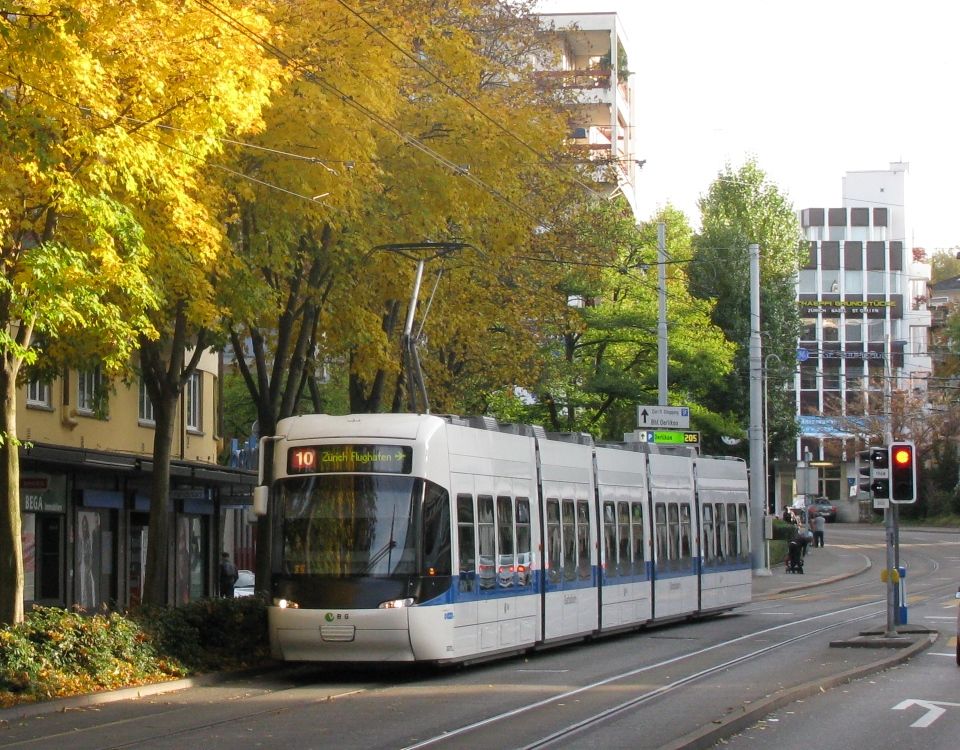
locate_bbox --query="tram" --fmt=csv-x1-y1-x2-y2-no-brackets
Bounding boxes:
252,413,752,664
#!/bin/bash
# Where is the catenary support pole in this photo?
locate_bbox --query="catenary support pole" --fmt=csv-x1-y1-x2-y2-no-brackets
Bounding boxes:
748,243,769,574
658,222,668,406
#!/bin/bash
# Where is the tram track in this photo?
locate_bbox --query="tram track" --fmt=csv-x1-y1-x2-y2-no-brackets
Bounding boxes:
398,604,887,750
2,528,952,750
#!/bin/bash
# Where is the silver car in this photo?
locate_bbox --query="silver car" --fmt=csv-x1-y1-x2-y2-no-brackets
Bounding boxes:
234,569,255,598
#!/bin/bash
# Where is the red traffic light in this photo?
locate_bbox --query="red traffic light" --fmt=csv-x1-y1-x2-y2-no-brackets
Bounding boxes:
889,441,916,503
892,446,912,466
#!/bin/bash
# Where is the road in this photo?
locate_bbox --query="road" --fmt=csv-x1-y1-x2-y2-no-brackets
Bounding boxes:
0,525,956,750
718,524,960,750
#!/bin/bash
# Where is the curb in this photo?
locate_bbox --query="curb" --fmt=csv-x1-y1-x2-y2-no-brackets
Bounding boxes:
0,663,289,723
660,630,938,750
754,552,872,598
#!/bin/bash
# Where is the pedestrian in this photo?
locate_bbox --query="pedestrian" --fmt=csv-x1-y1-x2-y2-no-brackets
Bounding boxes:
219,552,238,597
810,512,826,548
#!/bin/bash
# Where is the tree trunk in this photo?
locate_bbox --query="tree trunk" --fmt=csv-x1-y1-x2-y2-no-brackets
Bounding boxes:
142,394,178,606
0,360,24,625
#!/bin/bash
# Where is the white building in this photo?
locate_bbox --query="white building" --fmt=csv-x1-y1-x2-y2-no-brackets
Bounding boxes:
535,12,639,215
792,163,932,515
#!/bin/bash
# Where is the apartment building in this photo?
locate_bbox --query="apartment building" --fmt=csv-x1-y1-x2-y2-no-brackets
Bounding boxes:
535,12,639,214
17,349,255,611
791,163,932,518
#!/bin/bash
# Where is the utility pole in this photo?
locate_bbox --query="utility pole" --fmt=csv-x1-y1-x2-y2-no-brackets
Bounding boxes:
657,222,668,405
748,243,769,574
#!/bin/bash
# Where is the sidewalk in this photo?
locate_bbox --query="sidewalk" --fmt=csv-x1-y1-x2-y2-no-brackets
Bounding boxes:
753,538,872,598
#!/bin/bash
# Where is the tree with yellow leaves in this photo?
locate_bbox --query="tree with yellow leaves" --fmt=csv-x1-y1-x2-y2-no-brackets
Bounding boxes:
0,1,279,622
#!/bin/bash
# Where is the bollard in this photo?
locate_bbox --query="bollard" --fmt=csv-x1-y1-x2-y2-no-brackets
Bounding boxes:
897,565,907,625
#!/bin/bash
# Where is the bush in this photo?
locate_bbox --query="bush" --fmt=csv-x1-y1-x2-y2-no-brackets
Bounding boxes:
132,596,269,672
0,597,269,708
0,607,178,705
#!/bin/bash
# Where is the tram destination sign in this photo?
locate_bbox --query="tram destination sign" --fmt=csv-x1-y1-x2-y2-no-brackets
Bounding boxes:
288,444,412,475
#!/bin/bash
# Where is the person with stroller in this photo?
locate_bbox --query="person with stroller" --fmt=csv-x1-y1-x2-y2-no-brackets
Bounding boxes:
785,523,811,573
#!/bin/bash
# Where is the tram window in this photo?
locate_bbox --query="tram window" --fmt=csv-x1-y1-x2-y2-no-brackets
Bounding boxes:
562,499,576,582
714,503,726,559
478,496,495,589
726,503,738,558
631,502,645,574
654,503,668,564
516,498,531,586
497,496,515,588
702,504,714,563
668,503,680,562
457,494,475,592
738,504,750,558
576,500,591,580
617,502,631,577
421,483,451,576
516,498,531,555
679,505,692,561
603,501,617,579
546,499,561,583
497,496,514,555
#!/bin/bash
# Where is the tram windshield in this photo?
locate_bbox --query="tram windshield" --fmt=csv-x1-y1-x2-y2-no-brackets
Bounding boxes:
277,475,447,577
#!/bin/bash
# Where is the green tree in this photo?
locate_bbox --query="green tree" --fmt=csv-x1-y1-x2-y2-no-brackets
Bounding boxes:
504,199,738,443
930,248,960,283
0,1,281,620
688,159,804,460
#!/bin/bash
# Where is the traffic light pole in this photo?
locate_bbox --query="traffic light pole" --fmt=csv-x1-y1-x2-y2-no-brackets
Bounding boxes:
883,351,896,637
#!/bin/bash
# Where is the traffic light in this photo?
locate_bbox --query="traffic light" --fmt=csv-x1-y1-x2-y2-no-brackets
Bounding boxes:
870,446,889,499
856,449,874,496
889,441,917,503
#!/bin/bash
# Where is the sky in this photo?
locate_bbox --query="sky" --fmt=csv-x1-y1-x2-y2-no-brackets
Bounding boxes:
534,0,960,252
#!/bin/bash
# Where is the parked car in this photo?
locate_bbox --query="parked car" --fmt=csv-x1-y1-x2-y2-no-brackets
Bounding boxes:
234,569,255,597
807,498,838,522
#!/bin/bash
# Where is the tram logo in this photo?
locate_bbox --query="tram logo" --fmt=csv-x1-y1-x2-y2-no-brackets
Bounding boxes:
324,612,349,622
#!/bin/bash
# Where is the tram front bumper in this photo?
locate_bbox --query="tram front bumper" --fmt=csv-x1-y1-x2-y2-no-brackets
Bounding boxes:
269,606,415,662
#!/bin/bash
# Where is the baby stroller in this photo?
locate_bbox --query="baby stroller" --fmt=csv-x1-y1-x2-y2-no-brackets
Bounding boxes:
786,538,804,574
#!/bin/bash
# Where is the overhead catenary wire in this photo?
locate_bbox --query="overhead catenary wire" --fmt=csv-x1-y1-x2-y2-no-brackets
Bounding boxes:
331,0,602,200
192,0,550,224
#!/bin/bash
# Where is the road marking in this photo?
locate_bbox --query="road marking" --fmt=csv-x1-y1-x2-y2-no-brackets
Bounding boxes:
923,616,955,620
892,699,960,728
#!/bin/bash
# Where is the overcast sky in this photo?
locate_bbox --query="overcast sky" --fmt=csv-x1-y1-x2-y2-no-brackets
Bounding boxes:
535,0,960,251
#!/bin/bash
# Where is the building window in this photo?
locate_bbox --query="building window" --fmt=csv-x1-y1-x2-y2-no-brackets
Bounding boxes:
910,326,927,355
845,319,863,342
868,320,886,342
798,270,817,294
867,269,885,294
800,366,818,390
821,270,840,294
185,370,202,432
800,319,816,342
27,379,51,408
77,366,105,416
844,269,863,294
139,380,155,424
822,319,839,342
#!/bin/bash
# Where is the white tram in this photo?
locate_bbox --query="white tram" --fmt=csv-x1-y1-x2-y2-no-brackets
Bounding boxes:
252,413,752,664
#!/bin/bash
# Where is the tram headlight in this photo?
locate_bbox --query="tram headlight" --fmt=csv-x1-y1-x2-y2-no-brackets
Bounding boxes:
275,598,300,609
378,597,415,609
